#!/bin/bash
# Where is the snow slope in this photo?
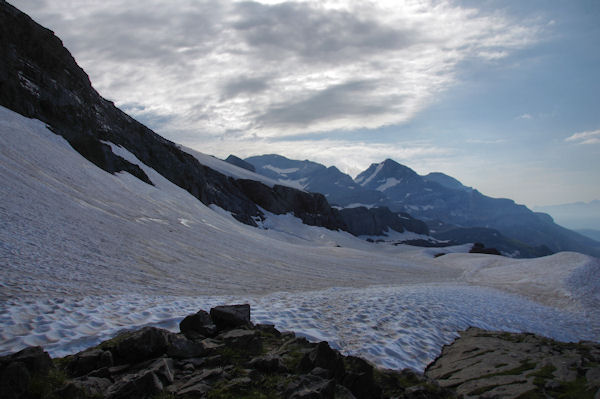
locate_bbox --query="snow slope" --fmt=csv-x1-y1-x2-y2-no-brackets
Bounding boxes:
1,106,599,370
180,145,289,189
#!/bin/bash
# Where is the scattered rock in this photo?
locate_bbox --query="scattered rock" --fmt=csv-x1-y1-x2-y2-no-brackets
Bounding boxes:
166,333,208,358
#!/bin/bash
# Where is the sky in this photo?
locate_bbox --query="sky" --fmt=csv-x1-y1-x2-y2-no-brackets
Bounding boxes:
10,0,600,207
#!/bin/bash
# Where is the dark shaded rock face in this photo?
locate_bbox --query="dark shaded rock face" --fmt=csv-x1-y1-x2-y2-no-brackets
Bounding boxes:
0,304,456,399
0,2,351,232
339,207,429,236
469,242,502,256
237,180,348,231
0,346,53,399
432,226,553,258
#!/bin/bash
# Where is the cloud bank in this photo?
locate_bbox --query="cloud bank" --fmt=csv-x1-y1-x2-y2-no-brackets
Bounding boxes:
17,0,539,137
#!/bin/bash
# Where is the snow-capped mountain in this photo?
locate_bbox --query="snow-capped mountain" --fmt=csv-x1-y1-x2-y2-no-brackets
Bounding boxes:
246,154,386,207
248,156,600,258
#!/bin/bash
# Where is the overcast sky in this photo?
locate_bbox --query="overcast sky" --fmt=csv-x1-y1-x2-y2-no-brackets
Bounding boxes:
12,0,600,207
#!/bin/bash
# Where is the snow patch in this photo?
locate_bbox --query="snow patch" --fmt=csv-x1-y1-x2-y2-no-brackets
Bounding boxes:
357,162,384,186
263,165,300,174
344,203,376,209
376,177,402,191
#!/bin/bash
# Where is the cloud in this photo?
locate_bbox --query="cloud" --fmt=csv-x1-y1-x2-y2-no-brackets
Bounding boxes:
565,129,600,145
466,138,506,144
518,113,533,119
12,0,542,138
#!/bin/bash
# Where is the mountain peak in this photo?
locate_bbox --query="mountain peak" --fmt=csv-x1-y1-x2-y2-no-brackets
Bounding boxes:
355,159,419,188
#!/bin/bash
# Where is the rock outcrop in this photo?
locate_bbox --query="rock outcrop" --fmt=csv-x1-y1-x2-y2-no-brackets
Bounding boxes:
338,207,429,237
2,308,599,399
426,327,600,398
0,305,454,399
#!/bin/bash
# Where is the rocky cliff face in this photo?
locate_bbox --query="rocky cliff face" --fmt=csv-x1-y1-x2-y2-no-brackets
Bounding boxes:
338,207,429,237
0,2,348,232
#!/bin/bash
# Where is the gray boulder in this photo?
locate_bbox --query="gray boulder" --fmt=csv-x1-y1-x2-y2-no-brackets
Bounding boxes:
66,348,113,377
180,309,217,338
299,342,345,381
106,370,163,399
114,327,170,364
210,304,252,330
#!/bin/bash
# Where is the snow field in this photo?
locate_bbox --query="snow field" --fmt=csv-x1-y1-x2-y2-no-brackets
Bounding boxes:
1,106,599,372
1,284,596,371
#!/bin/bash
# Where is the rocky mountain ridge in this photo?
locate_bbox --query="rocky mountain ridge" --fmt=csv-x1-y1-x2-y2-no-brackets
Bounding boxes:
245,155,600,258
0,1,426,239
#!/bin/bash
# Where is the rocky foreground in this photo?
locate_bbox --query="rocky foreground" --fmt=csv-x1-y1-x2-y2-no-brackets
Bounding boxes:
0,305,598,399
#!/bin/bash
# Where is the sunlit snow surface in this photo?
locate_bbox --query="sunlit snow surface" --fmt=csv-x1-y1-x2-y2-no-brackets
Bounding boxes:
1,106,599,371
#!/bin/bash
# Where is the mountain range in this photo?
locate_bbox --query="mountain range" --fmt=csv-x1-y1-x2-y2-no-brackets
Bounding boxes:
1,0,599,260
242,155,600,258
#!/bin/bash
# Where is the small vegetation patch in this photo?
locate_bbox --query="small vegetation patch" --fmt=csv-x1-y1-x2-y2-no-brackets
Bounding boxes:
544,376,596,399
28,369,68,399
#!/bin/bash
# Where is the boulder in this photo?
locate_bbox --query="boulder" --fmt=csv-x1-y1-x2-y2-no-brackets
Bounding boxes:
179,309,217,338
285,374,336,399
210,304,252,330
248,354,288,373
66,348,113,376
166,334,209,358
217,329,263,354
114,327,170,364
341,356,381,399
70,376,112,397
0,362,30,399
105,370,163,399
299,342,345,381
145,358,174,385
3,346,53,376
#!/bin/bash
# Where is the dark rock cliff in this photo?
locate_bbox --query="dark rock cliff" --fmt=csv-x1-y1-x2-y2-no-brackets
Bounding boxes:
338,207,429,237
0,2,346,230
